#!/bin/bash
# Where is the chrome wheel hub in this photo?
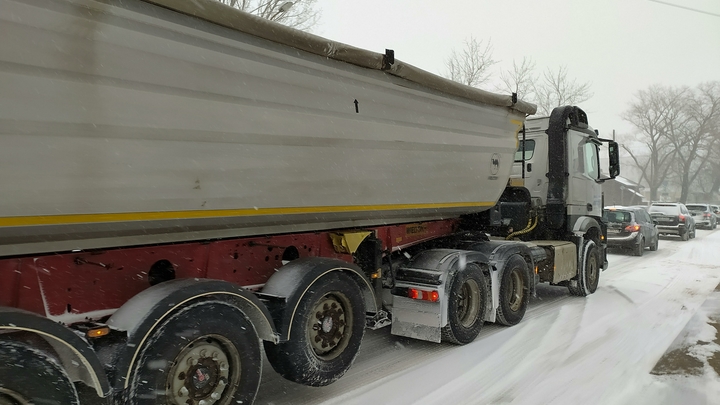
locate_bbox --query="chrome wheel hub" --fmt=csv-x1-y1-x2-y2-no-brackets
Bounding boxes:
307,293,353,360
167,336,239,405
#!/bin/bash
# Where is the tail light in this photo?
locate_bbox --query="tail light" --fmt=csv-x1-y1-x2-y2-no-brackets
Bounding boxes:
704,213,711,218
407,288,440,302
679,214,686,222
624,224,641,232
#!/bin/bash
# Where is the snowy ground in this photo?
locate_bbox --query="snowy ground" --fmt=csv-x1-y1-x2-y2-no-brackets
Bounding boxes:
255,229,720,405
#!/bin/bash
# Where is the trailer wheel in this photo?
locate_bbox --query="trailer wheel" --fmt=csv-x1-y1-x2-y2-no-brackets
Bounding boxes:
496,255,531,326
568,239,600,297
127,301,261,405
0,340,79,405
441,263,487,344
264,272,365,386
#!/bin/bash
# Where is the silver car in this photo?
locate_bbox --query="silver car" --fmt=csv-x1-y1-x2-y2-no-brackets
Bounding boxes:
686,203,717,229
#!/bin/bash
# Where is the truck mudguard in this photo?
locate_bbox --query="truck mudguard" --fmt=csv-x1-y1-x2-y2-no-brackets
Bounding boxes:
261,257,378,341
106,278,277,389
459,241,546,298
572,216,603,237
401,249,492,327
0,307,111,398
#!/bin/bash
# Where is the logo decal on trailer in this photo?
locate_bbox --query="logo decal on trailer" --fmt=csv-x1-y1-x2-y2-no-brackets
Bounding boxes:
489,153,500,178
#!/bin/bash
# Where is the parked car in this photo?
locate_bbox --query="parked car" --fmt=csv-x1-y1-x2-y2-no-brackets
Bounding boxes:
712,204,720,216
685,203,717,229
604,206,659,256
649,203,696,241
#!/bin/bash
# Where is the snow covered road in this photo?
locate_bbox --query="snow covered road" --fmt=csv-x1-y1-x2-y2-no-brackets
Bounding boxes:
256,230,720,405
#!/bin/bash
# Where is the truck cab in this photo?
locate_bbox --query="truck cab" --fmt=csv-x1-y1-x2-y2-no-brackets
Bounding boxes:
510,106,619,236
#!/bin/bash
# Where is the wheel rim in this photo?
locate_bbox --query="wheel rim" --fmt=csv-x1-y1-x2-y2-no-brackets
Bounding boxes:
507,269,524,313
307,292,353,361
166,335,240,405
457,278,482,327
587,251,598,287
0,389,30,405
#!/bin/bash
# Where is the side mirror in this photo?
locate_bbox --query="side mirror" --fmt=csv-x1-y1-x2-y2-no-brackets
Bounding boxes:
597,138,620,182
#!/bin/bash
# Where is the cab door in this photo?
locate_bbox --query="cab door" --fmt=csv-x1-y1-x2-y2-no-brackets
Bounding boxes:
566,130,602,218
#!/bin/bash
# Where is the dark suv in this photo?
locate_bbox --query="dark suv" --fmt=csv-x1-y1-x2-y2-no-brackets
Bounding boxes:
649,203,696,241
686,203,717,229
604,206,659,256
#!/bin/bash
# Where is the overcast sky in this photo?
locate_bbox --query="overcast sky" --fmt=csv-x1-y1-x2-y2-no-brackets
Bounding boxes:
312,0,720,139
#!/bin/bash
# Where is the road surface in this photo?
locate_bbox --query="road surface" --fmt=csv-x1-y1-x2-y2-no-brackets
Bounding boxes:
255,229,720,405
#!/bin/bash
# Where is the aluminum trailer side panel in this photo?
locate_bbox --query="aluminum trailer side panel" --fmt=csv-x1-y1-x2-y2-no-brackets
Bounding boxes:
0,0,526,257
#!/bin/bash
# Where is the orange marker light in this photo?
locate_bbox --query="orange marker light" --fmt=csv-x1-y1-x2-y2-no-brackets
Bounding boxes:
86,327,110,338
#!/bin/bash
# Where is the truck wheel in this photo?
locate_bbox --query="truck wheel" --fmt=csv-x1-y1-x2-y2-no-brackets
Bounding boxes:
568,239,600,297
633,237,644,257
0,340,79,405
264,272,365,387
496,255,531,326
128,301,261,405
441,263,487,344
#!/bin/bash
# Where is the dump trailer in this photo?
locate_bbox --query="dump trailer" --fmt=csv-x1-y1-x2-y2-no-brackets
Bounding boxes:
0,0,620,404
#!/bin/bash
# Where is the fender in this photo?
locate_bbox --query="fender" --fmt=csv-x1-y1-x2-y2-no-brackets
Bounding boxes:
401,248,491,329
261,257,377,342
0,306,111,398
106,278,277,390
571,215,602,236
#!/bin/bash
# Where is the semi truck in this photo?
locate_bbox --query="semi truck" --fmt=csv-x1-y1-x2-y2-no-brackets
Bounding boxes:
0,0,620,404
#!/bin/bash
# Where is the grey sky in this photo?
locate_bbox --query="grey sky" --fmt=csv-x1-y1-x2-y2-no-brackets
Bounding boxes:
313,0,720,138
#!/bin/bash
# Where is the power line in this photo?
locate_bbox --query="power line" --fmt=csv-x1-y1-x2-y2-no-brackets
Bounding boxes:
648,0,720,18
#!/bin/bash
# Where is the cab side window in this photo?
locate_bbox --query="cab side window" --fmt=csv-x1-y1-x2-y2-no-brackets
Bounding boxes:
583,143,599,179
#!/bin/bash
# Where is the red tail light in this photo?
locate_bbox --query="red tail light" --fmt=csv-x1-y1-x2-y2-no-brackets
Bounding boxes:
679,214,686,222
624,224,641,232
704,213,711,218
407,288,439,302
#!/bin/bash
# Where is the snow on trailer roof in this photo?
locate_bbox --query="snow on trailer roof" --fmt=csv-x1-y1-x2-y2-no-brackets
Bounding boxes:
143,0,537,116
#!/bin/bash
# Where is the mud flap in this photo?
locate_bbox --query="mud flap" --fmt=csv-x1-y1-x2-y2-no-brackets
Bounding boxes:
390,296,443,343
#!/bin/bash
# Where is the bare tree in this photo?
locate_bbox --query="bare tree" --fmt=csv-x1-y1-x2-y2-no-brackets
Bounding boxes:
666,82,720,202
497,57,536,101
623,82,720,203
216,0,320,31
533,66,593,116
622,85,679,201
444,36,498,88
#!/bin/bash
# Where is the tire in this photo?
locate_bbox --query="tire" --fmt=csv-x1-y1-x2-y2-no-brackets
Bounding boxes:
264,272,365,387
0,340,79,405
691,227,696,239
495,255,531,326
680,230,689,241
441,263,488,344
127,301,261,405
633,237,644,257
649,236,659,251
568,239,600,297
